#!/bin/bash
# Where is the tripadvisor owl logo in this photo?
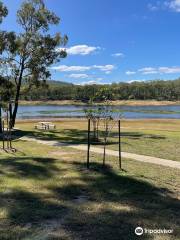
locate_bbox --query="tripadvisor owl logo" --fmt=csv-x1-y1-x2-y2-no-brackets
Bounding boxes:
135,226,173,236
135,227,144,236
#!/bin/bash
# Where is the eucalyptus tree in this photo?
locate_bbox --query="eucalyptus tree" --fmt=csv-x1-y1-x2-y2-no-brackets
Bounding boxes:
0,0,68,127
0,1,8,133
0,1,8,24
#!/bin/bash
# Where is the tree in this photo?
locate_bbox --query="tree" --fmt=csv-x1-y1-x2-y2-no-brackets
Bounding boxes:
0,1,8,133
84,97,102,141
1,0,68,127
0,76,14,133
0,1,8,24
101,104,122,167
100,101,115,166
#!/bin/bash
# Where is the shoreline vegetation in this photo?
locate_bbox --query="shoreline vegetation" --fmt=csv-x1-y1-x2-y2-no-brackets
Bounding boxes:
19,100,180,106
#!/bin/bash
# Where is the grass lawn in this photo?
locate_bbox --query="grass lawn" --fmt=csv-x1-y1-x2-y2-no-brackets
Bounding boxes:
0,119,179,239
16,119,180,161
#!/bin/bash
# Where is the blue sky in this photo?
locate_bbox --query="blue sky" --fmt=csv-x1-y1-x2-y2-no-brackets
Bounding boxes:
1,0,180,84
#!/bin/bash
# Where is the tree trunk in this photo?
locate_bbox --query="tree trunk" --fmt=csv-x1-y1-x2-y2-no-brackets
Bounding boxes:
11,85,20,127
103,137,107,167
96,119,99,141
0,107,2,133
96,125,99,141
9,103,13,129
11,59,24,127
103,121,108,167
93,120,97,141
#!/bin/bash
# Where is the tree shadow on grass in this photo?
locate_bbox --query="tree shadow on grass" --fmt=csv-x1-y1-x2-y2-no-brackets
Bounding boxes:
0,157,60,179
12,128,103,146
110,131,166,140
0,189,68,239
0,158,179,239
12,128,166,149
49,161,180,240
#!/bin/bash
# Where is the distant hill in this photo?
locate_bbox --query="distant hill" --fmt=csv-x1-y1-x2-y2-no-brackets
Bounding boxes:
47,80,73,86
21,79,73,87
20,78,180,102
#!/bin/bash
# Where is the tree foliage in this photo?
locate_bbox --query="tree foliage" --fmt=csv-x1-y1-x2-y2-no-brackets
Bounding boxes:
1,0,68,126
20,79,180,102
0,1,8,24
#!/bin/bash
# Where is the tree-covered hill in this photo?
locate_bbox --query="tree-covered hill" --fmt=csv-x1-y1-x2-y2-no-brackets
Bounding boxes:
46,80,73,86
20,78,180,102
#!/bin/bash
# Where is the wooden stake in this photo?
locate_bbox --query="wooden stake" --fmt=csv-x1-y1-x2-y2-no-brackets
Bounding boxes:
6,110,9,149
9,121,12,149
118,120,122,169
2,121,4,150
87,118,91,169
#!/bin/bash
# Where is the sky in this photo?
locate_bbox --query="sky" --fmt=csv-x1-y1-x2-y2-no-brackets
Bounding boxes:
1,0,180,85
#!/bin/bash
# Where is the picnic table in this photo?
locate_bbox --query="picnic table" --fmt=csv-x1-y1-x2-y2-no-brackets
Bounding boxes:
34,122,56,130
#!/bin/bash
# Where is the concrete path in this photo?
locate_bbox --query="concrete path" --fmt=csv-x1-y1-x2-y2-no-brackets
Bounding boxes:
21,136,180,170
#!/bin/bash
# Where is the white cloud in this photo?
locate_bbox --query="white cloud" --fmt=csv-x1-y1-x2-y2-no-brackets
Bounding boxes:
51,65,91,72
112,52,124,57
166,0,180,12
79,80,99,85
138,67,156,71
51,64,115,74
128,79,145,83
147,3,160,11
158,66,180,73
148,1,180,12
93,64,115,72
126,70,136,75
138,66,180,74
68,73,89,79
78,78,104,85
138,67,158,74
58,44,100,56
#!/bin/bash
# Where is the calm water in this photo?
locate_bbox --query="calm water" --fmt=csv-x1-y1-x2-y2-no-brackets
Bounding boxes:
12,104,180,119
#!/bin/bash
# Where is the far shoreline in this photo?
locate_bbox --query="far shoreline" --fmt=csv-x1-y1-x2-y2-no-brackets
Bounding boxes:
15,118,180,124
19,100,180,106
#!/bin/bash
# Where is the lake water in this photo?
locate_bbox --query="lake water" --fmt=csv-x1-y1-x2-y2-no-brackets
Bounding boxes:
13,104,180,119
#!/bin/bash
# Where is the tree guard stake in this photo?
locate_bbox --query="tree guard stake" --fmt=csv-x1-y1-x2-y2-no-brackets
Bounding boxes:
87,118,91,169
118,119,122,169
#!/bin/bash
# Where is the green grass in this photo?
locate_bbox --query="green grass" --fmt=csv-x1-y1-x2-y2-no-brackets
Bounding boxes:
0,119,179,239
0,138,179,240
15,119,180,161
105,129,180,161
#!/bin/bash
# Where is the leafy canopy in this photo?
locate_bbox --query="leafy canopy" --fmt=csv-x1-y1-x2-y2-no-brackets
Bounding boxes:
0,0,68,126
1,0,68,87
0,1,8,24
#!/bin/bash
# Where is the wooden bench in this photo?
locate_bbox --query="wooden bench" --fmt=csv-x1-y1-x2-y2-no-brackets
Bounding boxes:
47,124,56,129
34,122,56,130
34,124,46,130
